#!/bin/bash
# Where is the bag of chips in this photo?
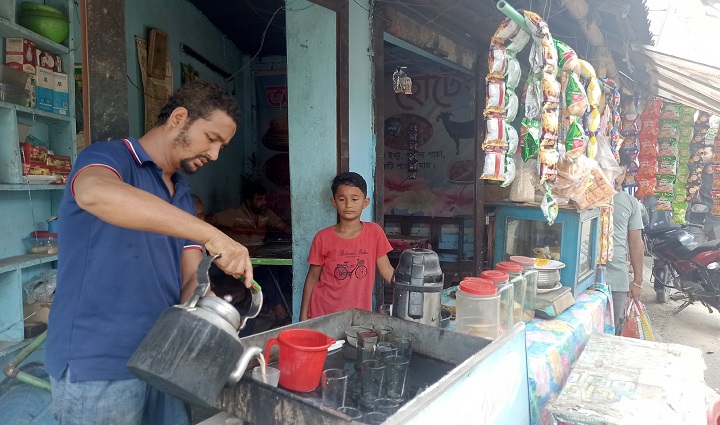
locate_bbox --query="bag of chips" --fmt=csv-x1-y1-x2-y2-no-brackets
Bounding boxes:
505,90,519,122
564,73,589,116
658,156,677,175
565,120,585,151
554,39,581,74
638,137,658,158
672,202,687,225
640,99,664,120
520,118,540,161
657,138,678,157
636,175,657,197
578,59,596,79
655,174,676,193
493,18,521,42
679,106,696,126
486,77,506,111
658,120,679,139
505,56,522,90
489,42,507,75
524,77,542,120
655,193,673,211
481,150,508,181
660,102,681,120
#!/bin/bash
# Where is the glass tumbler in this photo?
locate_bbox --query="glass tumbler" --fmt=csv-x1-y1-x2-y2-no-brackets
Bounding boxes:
360,359,386,402
321,368,348,408
390,331,414,360
373,397,400,415
365,412,388,424
356,331,379,364
372,324,393,342
374,342,398,363
384,355,410,401
337,406,363,420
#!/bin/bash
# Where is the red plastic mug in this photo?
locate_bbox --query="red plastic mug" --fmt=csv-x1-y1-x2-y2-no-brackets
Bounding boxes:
263,329,335,392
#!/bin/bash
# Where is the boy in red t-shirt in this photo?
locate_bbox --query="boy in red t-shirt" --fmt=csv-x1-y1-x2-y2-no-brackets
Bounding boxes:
300,172,395,320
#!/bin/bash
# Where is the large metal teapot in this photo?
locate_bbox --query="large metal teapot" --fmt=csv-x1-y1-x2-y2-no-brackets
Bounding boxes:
127,254,263,407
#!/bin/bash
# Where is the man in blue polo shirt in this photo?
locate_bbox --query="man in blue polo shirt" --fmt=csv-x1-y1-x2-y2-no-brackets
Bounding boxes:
46,81,254,425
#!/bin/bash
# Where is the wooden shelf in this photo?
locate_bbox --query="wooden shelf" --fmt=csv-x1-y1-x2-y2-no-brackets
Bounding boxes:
0,253,58,274
0,17,69,55
0,100,73,123
0,183,65,191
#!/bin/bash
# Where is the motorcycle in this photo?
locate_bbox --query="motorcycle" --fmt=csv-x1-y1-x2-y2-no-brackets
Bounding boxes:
645,214,720,313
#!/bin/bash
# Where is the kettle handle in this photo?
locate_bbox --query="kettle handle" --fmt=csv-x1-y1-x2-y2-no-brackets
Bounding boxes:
184,253,221,308
264,337,279,365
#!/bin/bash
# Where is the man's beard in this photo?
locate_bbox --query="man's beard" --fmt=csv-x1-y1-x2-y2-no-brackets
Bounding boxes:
249,204,267,214
174,125,209,174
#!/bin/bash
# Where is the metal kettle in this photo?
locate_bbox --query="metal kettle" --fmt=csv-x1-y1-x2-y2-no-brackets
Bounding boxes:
127,254,263,407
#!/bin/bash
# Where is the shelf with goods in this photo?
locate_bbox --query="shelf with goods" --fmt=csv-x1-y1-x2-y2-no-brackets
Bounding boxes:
0,0,77,343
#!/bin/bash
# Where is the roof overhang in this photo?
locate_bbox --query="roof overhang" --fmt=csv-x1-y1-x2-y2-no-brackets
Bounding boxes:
633,44,720,114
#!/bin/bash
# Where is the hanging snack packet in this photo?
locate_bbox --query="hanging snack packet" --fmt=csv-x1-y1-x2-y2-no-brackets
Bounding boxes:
587,78,602,108
506,123,519,154
505,90,519,122
578,59,596,79
658,120,679,139
638,137,658,158
657,138,678,157
485,115,506,145
520,118,540,161
481,150,507,181
678,142,691,161
488,42,507,75
505,56,522,90
486,77,506,112
640,98,664,120
542,110,559,135
524,77,542,120
500,156,516,187
655,193,673,211
674,186,688,202
564,73,589,116
507,30,530,54
541,189,559,225
623,171,638,188
660,103,681,120
542,74,561,107
672,202,687,225
554,39,581,74
679,106,696,126
565,120,585,151
493,18,521,41
636,175,657,197
655,174,676,193
658,156,677,175
677,165,690,185
712,192,720,216
678,126,694,140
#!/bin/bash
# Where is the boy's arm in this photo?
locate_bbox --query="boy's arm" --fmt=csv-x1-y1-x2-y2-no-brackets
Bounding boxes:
376,255,395,284
300,265,322,321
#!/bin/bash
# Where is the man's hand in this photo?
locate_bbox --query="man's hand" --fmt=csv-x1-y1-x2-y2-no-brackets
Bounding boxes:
629,280,642,301
205,232,254,288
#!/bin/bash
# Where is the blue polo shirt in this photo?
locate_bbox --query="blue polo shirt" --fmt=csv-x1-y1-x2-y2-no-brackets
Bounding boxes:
46,137,202,382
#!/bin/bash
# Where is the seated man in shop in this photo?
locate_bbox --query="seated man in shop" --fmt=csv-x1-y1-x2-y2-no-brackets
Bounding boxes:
208,182,292,326
207,182,291,246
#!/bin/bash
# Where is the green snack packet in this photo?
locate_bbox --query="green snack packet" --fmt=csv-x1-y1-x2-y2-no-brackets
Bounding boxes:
678,126,694,139
521,117,540,161
565,120,585,151
554,39,579,72
657,138,678,157
655,174,676,193
672,202,688,225
679,106,696,126
541,184,559,226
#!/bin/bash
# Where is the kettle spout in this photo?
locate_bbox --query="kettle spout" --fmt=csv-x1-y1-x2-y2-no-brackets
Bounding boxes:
226,346,264,388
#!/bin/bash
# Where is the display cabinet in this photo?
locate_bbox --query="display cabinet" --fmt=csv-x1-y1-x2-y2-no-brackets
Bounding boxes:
0,0,76,346
492,203,600,296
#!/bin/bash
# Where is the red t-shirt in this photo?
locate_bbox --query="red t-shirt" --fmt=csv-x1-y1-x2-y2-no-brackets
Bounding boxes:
307,222,392,318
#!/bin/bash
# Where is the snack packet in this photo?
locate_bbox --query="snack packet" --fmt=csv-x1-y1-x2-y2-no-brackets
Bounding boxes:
658,156,677,175
564,73,589,116
505,56,522,90
657,138,678,157
554,39,581,74
672,202,687,225
636,175,657,197
489,42,507,74
565,120,585,151
481,151,507,181
541,185,559,225
655,193,673,211
520,118,540,161
655,174,676,193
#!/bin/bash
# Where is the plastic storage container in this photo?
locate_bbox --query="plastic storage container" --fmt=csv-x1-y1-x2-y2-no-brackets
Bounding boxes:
495,261,527,325
479,271,513,335
23,237,58,254
510,255,538,322
0,83,30,106
455,278,500,340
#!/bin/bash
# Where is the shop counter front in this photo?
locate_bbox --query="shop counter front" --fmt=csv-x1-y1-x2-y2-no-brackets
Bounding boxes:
442,284,614,425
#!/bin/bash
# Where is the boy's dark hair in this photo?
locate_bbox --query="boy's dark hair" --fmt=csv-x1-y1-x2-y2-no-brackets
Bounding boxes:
156,81,241,126
242,182,267,200
331,172,367,197
618,150,633,168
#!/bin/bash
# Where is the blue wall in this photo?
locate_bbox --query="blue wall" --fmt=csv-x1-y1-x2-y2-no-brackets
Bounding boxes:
286,1,339,320
348,0,375,221
124,0,252,213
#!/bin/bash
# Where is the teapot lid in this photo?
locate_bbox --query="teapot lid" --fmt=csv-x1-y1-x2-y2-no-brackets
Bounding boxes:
197,296,242,330
394,248,443,284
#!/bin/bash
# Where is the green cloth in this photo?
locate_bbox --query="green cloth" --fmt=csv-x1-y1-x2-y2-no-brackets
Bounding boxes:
606,192,644,292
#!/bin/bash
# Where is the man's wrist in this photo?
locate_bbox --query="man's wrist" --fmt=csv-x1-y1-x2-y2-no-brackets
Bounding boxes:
631,280,643,289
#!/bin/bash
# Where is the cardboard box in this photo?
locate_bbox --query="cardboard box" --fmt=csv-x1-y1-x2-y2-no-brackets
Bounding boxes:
52,71,68,116
5,38,36,74
549,333,707,425
36,67,53,112
36,49,62,73
23,302,52,324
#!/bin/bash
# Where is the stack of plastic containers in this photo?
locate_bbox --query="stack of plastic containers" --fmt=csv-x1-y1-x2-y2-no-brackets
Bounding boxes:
479,270,513,335
455,278,500,340
494,261,527,325
510,256,538,322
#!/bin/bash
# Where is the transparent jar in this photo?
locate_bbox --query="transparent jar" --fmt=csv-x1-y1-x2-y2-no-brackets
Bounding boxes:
455,278,500,340
495,261,527,325
510,256,537,322
479,271,513,335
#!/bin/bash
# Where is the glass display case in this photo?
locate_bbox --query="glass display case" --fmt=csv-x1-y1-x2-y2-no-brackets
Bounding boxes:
493,204,600,296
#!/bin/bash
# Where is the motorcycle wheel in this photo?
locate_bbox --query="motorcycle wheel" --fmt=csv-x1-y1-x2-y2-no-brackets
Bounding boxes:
653,263,671,304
